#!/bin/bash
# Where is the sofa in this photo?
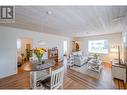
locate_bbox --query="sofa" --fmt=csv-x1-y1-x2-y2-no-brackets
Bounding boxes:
72,51,88,66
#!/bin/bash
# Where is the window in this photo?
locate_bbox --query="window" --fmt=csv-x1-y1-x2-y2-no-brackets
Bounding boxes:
88,40,108,54
17,39,21,49
63,40,67,55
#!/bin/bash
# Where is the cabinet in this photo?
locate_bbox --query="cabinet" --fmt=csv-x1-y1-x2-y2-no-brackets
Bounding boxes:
112,60,127,83
48,47,58,65
122,31,127,65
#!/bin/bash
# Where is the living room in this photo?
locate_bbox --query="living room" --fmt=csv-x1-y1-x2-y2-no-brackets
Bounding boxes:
0,6,127,91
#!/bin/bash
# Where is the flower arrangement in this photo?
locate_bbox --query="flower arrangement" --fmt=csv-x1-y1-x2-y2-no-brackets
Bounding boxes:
34,48,46,64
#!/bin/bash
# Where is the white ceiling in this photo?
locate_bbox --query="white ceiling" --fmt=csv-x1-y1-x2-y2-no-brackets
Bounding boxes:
1,6,127,37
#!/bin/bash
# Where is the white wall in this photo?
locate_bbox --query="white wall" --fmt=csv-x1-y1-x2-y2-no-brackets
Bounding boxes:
0,26,72,78
0,30,17,78
74,33,122,63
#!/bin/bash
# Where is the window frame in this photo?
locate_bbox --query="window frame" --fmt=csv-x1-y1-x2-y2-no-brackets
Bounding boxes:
88,39,109,54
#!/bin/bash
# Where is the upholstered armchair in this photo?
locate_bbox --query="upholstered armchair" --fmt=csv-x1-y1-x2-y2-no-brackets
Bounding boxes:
72,51,88,66
74,55,88,66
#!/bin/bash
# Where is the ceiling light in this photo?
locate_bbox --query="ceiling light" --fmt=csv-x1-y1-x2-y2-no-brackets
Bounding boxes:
112,15,125,22
46,11,52,15
38,40,46,45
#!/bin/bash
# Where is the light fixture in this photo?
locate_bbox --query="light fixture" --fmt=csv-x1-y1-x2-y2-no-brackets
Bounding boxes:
112,15,125,22
46,11,52,15
86,32,89,34
38,40,46,45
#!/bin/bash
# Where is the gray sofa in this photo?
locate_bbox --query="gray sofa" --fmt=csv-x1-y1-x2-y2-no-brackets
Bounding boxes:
74,56,88,66
72,51,88,66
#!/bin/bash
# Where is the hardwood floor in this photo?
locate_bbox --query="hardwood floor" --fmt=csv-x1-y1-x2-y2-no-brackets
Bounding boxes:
65,63,127,89
0,62,126,89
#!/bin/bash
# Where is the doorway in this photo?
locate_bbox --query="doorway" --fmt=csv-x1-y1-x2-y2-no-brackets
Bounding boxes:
17,38,33,73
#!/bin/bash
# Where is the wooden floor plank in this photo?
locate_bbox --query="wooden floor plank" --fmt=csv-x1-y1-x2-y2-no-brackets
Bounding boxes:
124,83,127,89
119,80,125,89
0,62,126,89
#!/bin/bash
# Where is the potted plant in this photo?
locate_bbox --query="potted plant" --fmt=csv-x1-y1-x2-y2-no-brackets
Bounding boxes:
94,53,99,62
34,48,46,64
26,49,33,61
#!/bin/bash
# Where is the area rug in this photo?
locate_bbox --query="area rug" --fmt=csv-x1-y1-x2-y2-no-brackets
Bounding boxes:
70,64,100,79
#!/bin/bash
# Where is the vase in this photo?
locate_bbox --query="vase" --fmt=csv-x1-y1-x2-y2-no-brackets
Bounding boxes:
38,57,42,64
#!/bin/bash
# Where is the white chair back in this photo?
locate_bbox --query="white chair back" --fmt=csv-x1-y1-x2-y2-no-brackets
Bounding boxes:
51,66,64,89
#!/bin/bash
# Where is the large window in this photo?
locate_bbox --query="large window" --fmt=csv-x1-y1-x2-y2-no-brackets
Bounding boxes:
63,40,67,55
17,39,21,49
88,40,108,54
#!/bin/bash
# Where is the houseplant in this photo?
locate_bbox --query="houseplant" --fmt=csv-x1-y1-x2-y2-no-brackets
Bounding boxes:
34,48,46,64
26,49,33,61
94,53,99,62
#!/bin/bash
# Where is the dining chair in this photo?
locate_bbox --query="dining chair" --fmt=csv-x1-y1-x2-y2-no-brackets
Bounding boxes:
41,66,65,90
30,70,50,89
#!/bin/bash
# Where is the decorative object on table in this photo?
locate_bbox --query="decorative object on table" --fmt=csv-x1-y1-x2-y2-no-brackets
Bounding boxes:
34,48,46,64
94,53,99,61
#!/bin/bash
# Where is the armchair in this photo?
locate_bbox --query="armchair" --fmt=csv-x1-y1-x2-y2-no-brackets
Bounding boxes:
71,51,88,66
74,55,88,66
67,54,75,68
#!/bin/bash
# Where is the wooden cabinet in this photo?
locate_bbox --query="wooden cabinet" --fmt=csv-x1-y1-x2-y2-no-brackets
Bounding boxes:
112,60,127,83
48,47,58,65
122,31,127,65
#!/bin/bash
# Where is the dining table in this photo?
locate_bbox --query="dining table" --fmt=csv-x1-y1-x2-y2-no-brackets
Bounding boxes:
22,59,54,89
22,59,63,89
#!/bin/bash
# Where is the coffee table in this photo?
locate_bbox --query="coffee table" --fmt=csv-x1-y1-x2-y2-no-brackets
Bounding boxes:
87,59,102,73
